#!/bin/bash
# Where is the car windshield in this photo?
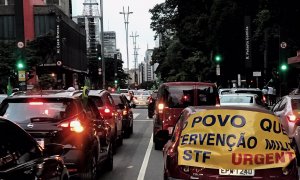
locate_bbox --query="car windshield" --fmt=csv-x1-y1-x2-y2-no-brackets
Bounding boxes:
166,85,217,108
0,99,78,123
291,99,300,110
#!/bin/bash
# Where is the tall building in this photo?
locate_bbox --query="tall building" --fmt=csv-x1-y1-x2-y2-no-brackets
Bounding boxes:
103,31,117,58
72,0,101,61
0,0,87,89
42,0,72,17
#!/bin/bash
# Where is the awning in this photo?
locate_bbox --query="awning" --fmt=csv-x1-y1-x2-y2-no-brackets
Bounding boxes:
288,56,300,68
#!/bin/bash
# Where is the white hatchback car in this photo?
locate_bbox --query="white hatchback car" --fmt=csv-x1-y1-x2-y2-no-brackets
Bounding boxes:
220,93,265,108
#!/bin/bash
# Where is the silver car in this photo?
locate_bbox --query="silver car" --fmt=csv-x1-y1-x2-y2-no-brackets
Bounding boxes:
132,90,151,106
272,95,300,164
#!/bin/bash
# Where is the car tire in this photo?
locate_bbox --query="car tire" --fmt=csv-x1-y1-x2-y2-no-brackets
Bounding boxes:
154,141,163,150
79,153,97,180
105,143,113,171
117,134,123,146
292,139,300,166
129,123,133,135
148,111,153,118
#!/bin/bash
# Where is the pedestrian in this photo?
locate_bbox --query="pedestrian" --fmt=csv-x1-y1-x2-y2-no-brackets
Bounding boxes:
267,86,274,106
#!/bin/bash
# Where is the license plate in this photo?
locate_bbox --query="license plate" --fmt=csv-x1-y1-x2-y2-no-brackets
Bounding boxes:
219,169,255,176
168,127,174,135
35,138,45,148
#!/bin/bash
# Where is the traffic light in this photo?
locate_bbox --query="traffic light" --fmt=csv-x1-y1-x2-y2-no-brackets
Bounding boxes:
97,44,101,60
280,64,288,71
16,61,25,70
214,54,222,63
114,79,118,84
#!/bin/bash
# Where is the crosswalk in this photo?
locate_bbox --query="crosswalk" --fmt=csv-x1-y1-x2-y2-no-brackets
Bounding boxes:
133,113,153,122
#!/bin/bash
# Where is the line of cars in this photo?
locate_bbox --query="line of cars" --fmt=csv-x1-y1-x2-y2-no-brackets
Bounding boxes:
0,88,134,179
148,83,299,179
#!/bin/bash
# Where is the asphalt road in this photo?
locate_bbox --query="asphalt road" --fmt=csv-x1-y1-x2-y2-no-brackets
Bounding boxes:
98,108,164,180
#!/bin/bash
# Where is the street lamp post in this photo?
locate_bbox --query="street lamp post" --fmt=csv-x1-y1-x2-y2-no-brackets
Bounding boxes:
120,7,133,74
100,0,105,89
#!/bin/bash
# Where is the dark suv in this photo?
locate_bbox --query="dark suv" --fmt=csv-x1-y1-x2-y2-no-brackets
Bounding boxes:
153,82,219,150
0,90,113,179
88,90,122,153
111,93,134,138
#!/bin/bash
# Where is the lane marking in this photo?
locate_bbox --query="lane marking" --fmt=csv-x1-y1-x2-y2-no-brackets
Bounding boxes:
133,113,140,119
134,120,153,122
137,134,153,180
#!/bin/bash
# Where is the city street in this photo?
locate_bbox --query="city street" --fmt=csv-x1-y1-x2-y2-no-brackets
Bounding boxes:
99,108,163,180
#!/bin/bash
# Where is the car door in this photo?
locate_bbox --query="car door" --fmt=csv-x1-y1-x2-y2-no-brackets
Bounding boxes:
0,121,43,179
273,97,290,136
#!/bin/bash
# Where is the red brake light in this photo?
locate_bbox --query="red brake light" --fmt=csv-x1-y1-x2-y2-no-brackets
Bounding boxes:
58,118,84,133
287,115,298,122
158,103,164,113
29,102,43,105
104,108,111,113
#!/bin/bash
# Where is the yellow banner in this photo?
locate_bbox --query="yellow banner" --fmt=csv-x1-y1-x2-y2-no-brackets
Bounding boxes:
178,109,295,170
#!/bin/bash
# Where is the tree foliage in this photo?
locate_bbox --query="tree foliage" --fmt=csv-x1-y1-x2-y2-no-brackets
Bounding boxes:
149,0,300,86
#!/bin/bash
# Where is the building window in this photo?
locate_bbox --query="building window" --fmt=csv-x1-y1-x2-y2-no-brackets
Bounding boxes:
7,0,14,5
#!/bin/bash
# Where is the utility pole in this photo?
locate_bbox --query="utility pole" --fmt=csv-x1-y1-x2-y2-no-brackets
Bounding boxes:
100,0,105,88
119,6,133,73
130,32,139,84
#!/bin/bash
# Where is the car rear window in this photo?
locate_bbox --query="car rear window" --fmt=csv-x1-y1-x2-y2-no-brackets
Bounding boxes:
0,99,79,123
135,91,150,95
166,85,217,108
112,95,122,105
221,95,254,104
291,99,300,110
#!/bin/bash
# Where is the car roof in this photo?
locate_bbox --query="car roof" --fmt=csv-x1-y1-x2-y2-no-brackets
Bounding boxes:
88,89,107,96
7,90,82,99
189,105,272,115
220,93,258,97
162,82,216,86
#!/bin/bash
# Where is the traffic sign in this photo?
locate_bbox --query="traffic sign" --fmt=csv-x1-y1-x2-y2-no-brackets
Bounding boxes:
280,42,287,49
253,71,261,77
56,61,62,66
18,70,26,81
17,41,24,49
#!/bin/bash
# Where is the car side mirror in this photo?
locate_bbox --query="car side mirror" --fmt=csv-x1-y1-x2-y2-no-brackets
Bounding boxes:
43,143,64,156
118,104,125,109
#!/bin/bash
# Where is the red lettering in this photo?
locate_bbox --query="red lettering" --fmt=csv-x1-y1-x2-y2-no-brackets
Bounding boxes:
254,154,264,164
266,153,274,164
286,151,295,161
232,153,242,165
275,152,285,163
243,154,253,165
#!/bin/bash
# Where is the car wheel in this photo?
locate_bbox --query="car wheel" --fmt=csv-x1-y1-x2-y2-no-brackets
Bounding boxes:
129,123,133,135
79,154,97,180
154,141,163,150
292,139,300,166
117,133,123,146
113,127,118,154
148,111,153,118
105,143,113,171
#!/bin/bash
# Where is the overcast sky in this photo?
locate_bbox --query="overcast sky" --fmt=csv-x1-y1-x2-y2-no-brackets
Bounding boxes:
71,0,165,69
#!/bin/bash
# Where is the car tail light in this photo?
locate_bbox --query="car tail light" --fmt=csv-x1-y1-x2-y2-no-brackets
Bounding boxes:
123,110,127,116
29,102,44,105
158,103,164,113
287,115,299,122
104,108,111,113
58,118,84,133
263,95,267,103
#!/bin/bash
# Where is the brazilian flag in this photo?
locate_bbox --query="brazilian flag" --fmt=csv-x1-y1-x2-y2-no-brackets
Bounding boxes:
7,77,12,96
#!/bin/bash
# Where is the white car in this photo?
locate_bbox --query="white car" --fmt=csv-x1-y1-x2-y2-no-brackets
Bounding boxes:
220,93,265,108
132,90,151,106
